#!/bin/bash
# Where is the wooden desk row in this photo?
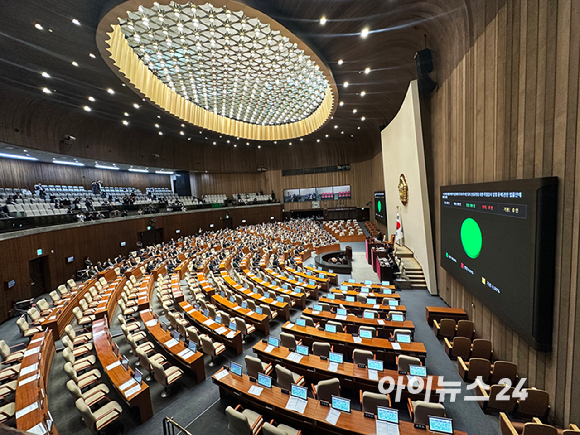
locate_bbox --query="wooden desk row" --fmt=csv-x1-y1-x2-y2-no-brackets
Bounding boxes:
329,288,401,301
137,275,154,311
425,306,468,326
213,370,467,435
281,322,426,366
170,274,185,304
15,330,57,434
303,265,338,285
301,308,415,339
139,309,205,382
242,268,307,309
211,294,270,335
319,297,407,316
341,281,397,292
264,267,321,299
95,276,127,321
179,301,243,355
92,318,153,423
220,271,291,321
284,266,330,291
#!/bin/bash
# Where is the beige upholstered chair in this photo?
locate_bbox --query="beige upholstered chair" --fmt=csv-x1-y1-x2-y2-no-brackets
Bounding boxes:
64,362,101,389
0,402,15,425
135,347,167,381
0,340,25,364
63,347,96,372
49,290,61,303
262,421,301,435
36,298,51,313
186,327,202,348
300,315,317,328
363,309,378,319
201,335,225,366
361,391,391,415
353,349,374,365
64,324,92,345
407,400,446,426
359,326,377,338
62,335,93,358
225,405,264,435
280,332,298,349
73,307,95,326
117,315,141,334
58,284,70,296
16,317,43,338
274,365,304,390
311,378,340,402
235,317,255,343
312,342,331,358
0,364,21,383
66,379,109,407
76,397,122,433
27,307,46,324
397,355,421,373
151,359,183,397
245,356,272,378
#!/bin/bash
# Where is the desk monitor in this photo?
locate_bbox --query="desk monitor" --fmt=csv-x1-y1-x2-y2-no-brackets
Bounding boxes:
243,284,249,289
264,291,270,299
391,314,405,322
337,308,347,316
255,307,263,315
362,287,370,293
242,301,247,309
367,298,376,305
329,352,343,364
134,368,143,384
383,289,392,295
215,316,222,325
340,285,348,291
309,280,316,286
377,406,399,424
306,271,312,276
121,355,129,370
291,384,308,400
296,344,309,356
359,329,373,339
161,322,169,332
277,296,284,303
331,396,351,413
319,274,325,279
346,296,355,302
348,279,356,283
396,333,411,344
327,294,335,300
365,280,373,285
325,323,337,333
258,373,272,389
112,343,120,357
382,281,391,286
367,359,384,371
188,341,197,353
298,277,304,283
363,311,375,319
229,296,236,304
313,304,323,311
429,416,454,434
318,267,322,270
282,285,288,290
268,336,279,348
220,291,226,298
229,321,237,331
329,269,334,273
388,300,399,306
296,318,306,327
230,361,243,377
409,365,427,377
203,309,210,318
173,330,180,341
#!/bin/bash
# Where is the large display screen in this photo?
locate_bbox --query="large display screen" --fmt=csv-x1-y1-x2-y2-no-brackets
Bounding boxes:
374,192,386,225
440,178,557,351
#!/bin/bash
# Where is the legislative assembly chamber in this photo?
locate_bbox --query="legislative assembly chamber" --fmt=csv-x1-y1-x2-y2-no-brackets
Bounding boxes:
0,1,577,435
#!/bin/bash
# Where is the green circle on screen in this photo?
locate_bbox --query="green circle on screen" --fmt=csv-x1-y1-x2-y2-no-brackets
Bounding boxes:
377,201,382,213
461,218,482,259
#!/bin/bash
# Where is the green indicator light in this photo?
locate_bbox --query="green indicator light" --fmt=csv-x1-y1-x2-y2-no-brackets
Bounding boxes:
460,218,482,259
377,200,382,213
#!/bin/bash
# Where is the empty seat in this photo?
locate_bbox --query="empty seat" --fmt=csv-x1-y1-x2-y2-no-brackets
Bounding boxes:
311,378,340,402
274,364,304,390
408,400,446,426
245,355,272,378
225,405,264,435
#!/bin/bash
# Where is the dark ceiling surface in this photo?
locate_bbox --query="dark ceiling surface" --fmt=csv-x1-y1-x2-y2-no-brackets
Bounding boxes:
0,0,471,172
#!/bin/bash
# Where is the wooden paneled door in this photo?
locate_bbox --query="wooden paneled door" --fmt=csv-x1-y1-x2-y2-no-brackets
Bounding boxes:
29,256,50,299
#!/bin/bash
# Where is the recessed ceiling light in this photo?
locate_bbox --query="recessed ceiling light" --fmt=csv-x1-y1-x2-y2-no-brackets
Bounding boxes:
358,126,361,129
158,131,163,135
300,138,303,141
343,82,349,88
338,59,343,65
71,61,78,67
258,145,261,149
72,19,81,26
107,88,115,94
213,141,216,145
234,144,237,147
341,131,344,134
124,112,129,116
246,142,249,145
353,109,357,113
361,116,366,121
319,17,327,25
180,131,184,135
339,101,344,106
155,123,159,128
188,137,192,141
83,106,91,111
361,28,369,38
88,96,95,101
289,142,292,146
133,103,140,109
181,124,185,127
157,115,161,119
121,84,126,87
48,29,53,32
41,72,50,78
42,87,52,94
360,91,366,97
89,53,96,59
34,23,44,30
122,120,129,126
317,139,320,143
334,125,338,129
325,134,329,138
364,67,371,74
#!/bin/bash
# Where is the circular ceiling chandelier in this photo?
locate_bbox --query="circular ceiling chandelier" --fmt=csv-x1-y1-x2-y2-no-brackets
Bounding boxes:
98,0,337,140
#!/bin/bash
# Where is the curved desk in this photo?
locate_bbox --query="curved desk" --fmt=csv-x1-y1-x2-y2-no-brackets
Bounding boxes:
211,295,270,335
319,297,406,317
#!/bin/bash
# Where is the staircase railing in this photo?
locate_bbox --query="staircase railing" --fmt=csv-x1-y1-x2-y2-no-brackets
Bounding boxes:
163,416,192,435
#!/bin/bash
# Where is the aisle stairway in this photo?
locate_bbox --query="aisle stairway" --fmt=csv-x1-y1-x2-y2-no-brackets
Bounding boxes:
395,245,428,290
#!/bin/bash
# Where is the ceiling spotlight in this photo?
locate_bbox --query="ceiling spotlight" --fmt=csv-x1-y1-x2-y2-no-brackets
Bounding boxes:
246,142,249,145
343,82,349,88
72,19,80,26
133,103,140,109
180,131,184,135
71,61,78,66
361,28,369,38
213,141,216,145
358,126,361,129
319,17,327,25
158,131,163,135
317,139,320,142
34,23,44,30
88,96,95,101
41,72,50,78
107,88,115,94
337,59,343,65
258,145,261,149
361,116,366,121
181,124,185,127
289,142,292,146
353,109,357,113
155,123,160,128
300,138,303,141
364,67,371,74
42,87,52,94
83,106,91,111
334,125,338,129
124,112,129,116
89,53,96,58
122,120,129,126
234,144,237,148
360,91,366,97
339,101,344,106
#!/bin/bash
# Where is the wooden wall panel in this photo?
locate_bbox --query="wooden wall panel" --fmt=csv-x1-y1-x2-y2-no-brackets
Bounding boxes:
0,159,170,193
431,0,580,426
0,204,281,324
